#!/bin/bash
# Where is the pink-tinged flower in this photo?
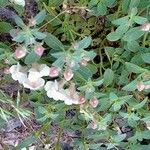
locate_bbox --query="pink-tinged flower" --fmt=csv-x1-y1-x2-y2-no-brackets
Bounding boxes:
137,81,145,91
45,80,80,105
23,70,45,90
140,23,150,31
49,67,60,77
89,97,99,108
15,47,26,59
4,68,10,74
34,45,45,56
64,69,74,81
23,77,45,90
79,96,86,104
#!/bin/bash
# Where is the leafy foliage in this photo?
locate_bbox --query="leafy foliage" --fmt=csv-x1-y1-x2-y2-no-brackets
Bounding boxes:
0,0,150,149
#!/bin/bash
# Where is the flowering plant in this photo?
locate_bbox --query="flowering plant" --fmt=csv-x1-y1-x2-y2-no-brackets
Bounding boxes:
0,0,150,149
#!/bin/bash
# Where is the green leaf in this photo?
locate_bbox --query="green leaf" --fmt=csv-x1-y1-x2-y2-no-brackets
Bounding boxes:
32,31,47,40
103,69,114,86
13,4,24,15
93,79,104,86
139,0,150,8
77,36,92,49
0,22,13,33
14,15,25,28
112,16,129,26
34,10,46,25
25,51,40,64
0,0,9,7
116,24,130,35
122,0,131,13
52,56,65,68
105,0,116,7
129,0,140,8
48,0,63,7
44,33,64,51
97,2,107,15
75,66,92,81
141,53,150,64
127,40,139,52
113,134,126,142
123,27,144,41
12,32,26,43
133,97,147,110
122,79,137,91
125,62,146,73
133,16,148,25
89,0,99,8
109,92,118,101
107,31,122,41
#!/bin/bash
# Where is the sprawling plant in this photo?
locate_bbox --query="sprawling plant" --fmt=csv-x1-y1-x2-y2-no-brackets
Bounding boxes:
0,0,150,149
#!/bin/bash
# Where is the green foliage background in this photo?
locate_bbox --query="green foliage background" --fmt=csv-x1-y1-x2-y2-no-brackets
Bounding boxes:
0,0,150,149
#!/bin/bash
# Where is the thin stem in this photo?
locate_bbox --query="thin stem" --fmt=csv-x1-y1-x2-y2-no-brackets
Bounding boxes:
142,32,148,47
39,11,66,30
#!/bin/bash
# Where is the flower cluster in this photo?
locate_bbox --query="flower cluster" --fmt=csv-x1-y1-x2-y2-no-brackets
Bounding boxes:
9,63,81,105
9,63,49,90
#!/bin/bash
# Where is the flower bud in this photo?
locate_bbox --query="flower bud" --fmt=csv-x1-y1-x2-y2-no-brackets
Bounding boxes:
137,81,145,91
4,68,10,74
49,67,59,77
89,97,99,108
34,45,45,56
140,23,150,31
64,69,74,81
79,96,86,104
15,47,26,59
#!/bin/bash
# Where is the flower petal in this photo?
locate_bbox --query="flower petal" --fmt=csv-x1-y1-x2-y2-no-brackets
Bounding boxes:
23,78,45,90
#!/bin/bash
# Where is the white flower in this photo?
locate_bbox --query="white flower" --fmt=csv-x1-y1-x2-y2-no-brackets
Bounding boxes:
45,80,67,101
23,76,45,90
11,0,25,7
9,63,27,84
29,63,50,77
45,80,79,105
9,63,47,90
23,65,47,90
64,89,79,105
